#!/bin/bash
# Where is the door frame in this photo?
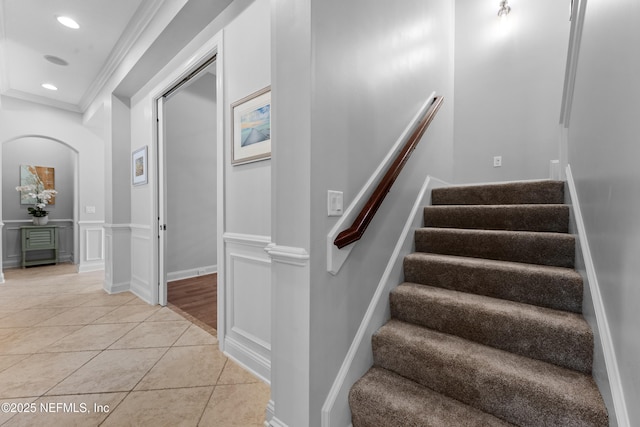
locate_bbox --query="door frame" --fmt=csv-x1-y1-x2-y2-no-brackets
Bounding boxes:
153,31,225,346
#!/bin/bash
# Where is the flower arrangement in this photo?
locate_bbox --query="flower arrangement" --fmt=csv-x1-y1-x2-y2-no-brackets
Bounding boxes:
15,184,58,217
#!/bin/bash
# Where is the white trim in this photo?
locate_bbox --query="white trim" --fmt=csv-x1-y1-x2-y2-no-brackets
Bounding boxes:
167,265,217,282
223,232,271,247
265,244,309,267
265,400,275,427
77,220,106,225
2,218,75,224
77,263,105,273
327,92,437,275
269,418,289,427
224,335,270,384
130,223,152,231
565,165,629,427
104,281,130,294
321,175,450,427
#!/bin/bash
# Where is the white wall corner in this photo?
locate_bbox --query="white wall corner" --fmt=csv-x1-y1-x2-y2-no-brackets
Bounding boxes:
565,164,629,427
264,400,275,427
321,175,449,427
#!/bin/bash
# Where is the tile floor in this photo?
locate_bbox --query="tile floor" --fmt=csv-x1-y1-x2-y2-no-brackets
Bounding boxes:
0,264,270,426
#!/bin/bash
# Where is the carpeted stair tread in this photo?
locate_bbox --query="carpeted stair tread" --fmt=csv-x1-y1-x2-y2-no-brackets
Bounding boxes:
403,252,583,312
424,204,569,232
373,320,608,427
390,282,593,373
415,227,575,268
431,180,564,205
349,366,516,427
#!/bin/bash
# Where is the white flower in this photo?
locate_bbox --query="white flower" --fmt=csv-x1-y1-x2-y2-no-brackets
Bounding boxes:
36,203,46,209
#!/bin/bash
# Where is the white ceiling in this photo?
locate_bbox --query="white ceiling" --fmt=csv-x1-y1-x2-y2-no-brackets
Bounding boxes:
0,0,160,112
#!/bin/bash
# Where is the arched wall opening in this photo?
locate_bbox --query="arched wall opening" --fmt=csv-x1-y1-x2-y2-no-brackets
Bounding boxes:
1,135,79,275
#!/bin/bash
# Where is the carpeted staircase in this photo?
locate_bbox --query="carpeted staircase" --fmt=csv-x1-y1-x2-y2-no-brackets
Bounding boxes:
349,180,609,426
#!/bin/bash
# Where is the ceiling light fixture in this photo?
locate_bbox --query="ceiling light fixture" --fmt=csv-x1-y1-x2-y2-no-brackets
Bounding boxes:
497,0,511,18
56,16,80,29
42,83,58,91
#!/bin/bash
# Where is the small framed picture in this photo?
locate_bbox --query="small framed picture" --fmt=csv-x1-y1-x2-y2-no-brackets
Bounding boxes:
132,146,148,186
231,86,271,165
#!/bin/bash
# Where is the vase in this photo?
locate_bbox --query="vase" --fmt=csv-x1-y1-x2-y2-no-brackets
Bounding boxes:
33,215,49,226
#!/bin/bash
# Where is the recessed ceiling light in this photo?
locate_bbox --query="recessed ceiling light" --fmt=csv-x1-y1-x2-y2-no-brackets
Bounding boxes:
44,55,69,66
56,16,79,29
42,83,58,91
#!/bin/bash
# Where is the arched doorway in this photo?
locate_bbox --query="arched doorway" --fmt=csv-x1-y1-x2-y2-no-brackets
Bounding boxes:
0,136,79,280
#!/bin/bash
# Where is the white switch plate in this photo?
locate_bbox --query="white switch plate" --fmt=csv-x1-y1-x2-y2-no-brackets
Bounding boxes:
327,190,343,217
493,156,502,167
85,206,96,214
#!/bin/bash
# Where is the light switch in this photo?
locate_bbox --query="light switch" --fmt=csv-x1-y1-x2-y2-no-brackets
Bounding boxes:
85,206,96,214
327,191,343,217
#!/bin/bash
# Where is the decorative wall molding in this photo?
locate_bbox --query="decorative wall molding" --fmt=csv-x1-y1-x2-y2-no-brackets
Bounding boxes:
265,400,276,427
565,165,629,427
223,232,271,247
265,243,309,267
321,175,449,427
326,92,436,275
103,224,132,295
78,222,105,273
224,335,270,384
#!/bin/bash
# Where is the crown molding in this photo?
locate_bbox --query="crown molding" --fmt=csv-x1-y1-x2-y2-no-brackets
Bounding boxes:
1,89,82,113
79,0,165,112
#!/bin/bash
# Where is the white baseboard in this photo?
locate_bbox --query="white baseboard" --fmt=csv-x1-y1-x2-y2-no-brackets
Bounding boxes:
224,335,270,384
268,417,289,427
167,265,217,282
104,280,130,294
77,261,105,273
130,277,153,304
566,165,628,427
321,175,450,427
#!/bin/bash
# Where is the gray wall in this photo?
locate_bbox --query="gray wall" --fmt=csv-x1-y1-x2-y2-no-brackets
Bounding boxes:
2,137,74,220
567,0,640,423
453,0,570,183
165,72,217,275
272,0,455,424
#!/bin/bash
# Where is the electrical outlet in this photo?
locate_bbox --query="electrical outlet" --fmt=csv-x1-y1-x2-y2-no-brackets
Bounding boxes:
493,156,502,167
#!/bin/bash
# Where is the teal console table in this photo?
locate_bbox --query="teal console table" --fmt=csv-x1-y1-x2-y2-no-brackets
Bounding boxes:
20,225,59,268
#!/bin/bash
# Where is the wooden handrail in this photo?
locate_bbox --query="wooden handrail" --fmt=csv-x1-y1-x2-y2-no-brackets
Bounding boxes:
334,95,444,249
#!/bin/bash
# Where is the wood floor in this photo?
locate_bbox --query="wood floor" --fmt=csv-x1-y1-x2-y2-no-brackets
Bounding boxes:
167,273,217,332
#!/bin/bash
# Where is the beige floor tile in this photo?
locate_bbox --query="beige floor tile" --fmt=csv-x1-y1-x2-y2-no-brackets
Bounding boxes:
0,351,98,399
146,306,187,322
47,348,167,395
174,324,218,346
3,392,127,427
218,359,262,385
0,397,38,425
199,382,270,427
135,345,226,390
79,292,138,307
0,308,68,328
101,387,213,427
29,293,96,308
0,325,83,355
92,304,160,323
109,321,190,349
0,354,28,373
43,323,138,353
0,310,20,320
39,306,118,326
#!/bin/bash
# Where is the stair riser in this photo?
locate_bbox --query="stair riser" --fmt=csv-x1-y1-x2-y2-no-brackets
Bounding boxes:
431,181,565,205
424,205,569,233
373,327,607,427
403,254,583,313
350,368,515,427
415,229,575,268
390,285,593,373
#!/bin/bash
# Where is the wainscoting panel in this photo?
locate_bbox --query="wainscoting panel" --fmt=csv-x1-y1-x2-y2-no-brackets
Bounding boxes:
78,221,104,273
104,224,132,294
131,224,152,303
2,219,75,268
223,232,272,383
